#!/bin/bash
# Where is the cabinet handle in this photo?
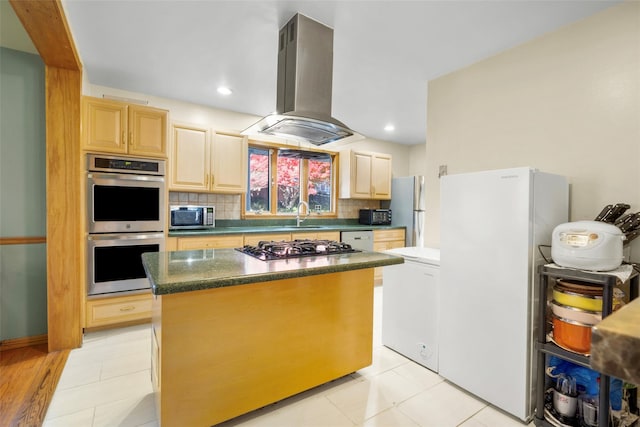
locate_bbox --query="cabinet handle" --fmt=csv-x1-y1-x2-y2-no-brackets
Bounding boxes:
211,174,214,187
122,130,126,145
120,305,135,312
205,173,209,187
129,131,133,146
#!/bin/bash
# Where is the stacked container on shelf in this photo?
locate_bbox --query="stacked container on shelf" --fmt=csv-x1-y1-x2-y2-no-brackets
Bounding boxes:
549,279,624,355
537,262,639,426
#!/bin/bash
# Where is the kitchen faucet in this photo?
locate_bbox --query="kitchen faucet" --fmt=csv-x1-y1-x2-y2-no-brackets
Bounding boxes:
296,200,310,227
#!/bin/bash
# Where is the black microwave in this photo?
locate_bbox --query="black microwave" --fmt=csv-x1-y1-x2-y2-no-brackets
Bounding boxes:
359,209,392,225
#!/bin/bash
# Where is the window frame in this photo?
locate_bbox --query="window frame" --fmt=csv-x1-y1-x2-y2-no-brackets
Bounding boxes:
243,141,338,219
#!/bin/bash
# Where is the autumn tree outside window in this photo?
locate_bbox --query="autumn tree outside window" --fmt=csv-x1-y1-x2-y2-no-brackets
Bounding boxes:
246,146,335,216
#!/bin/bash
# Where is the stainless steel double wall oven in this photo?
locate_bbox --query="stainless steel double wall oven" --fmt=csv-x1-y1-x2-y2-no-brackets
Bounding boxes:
86,154,166,296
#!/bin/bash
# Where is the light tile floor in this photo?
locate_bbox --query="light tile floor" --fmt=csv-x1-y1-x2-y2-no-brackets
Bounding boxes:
44,287,531,426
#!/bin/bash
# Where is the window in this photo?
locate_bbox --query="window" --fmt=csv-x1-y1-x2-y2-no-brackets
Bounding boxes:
308,157,332,212
246,146,335,216
277,155,300,213
247,147,270,212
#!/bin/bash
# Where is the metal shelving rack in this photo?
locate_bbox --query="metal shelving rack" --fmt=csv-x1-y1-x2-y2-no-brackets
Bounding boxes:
535,264,639,427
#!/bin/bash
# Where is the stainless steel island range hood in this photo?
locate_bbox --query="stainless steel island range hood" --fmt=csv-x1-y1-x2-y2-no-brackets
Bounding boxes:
242,14,358,146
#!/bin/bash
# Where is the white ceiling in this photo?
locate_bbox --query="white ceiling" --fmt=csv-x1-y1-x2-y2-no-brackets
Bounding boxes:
5,1,621,145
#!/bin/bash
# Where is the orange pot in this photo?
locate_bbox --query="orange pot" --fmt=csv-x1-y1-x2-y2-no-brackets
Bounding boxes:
552,314,592,354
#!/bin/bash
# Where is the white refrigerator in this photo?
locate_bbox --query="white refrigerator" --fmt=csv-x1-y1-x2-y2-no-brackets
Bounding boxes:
439,167,568,422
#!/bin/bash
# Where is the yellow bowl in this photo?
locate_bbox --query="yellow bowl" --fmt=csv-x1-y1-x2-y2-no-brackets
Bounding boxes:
552,287,602,312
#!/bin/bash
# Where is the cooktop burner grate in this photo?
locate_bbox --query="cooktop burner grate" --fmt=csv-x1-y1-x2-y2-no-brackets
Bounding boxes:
236,239,360,261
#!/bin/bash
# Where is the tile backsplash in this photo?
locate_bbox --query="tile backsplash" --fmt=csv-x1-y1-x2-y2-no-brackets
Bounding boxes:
169,192,380,220
337,198,382,218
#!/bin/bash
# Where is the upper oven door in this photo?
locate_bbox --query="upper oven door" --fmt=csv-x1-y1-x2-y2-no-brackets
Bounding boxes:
87,172,166,233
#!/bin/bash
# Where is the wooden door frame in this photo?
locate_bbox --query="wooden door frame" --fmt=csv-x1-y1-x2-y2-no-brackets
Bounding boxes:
10,0,83,351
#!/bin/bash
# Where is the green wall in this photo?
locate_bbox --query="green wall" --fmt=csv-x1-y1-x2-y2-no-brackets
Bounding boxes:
0,47,47,340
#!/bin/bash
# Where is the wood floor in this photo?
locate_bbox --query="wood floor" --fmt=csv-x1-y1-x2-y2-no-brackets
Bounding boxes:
0,345,69,427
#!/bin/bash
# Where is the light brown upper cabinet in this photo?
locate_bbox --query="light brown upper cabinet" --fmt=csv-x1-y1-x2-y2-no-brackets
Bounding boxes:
82,96,168,158
211,131,248,193
339,149,392,200
170,123,209,191
170,123,248,194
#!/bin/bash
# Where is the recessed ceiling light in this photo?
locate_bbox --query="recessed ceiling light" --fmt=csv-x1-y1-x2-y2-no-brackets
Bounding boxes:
384,124,395,132
217,86,232,96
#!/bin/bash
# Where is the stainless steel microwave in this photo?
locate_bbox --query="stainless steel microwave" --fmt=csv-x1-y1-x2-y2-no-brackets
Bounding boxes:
170,205,215,229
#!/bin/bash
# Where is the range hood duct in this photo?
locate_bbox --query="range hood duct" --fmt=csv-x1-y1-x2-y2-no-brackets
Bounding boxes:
242,14,357,146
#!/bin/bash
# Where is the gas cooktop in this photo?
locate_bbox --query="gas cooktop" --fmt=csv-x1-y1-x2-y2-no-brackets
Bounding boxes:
236,239,360,261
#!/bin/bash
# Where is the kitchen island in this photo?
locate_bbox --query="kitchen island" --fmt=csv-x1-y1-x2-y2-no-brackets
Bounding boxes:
142,247,403,427
591,296,640,385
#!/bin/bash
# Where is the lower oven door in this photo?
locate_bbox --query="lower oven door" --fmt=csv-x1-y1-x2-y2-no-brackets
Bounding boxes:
87,233,165,296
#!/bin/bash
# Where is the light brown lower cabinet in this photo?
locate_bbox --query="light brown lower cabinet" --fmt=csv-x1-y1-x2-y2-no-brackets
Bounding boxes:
152,268,374,426
170,229,404,284
176,235,244,250
165,237,177,251
292,231,341,241
243,233,291,246
84,230,400,330
85,293,152,329
373,229,406,283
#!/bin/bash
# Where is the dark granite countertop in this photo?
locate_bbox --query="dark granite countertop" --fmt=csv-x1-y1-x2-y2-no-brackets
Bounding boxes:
142,248,404,295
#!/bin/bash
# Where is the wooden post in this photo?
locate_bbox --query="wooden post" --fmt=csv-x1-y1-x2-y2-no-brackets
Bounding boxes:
10,0,83,351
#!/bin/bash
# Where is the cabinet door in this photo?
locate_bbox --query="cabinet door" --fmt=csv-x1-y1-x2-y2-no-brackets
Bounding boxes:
302,231,340,242
371,154,392,199
373,229,405,244
352,152,373,198
373,229,405,283
291,231,318,240
82,97,128,154
170,124,210,191
129,105,168,158
177,235,244,250
244,233,291,246
165,237,178,251
317,231,341,241
211,132,248,193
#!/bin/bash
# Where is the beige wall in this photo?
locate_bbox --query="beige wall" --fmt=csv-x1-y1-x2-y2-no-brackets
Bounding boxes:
424,2,640,259
409,143,428,177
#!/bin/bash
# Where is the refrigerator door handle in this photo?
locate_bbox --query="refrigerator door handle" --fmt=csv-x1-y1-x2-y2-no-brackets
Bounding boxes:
414,175,426,211
414,210,425,247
